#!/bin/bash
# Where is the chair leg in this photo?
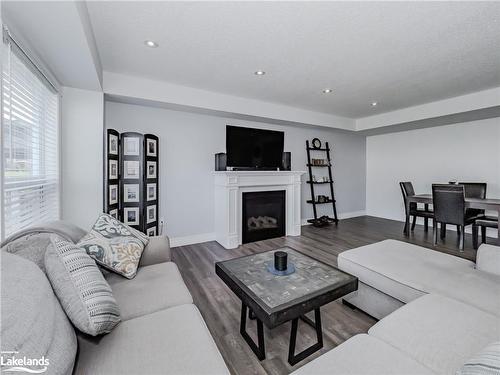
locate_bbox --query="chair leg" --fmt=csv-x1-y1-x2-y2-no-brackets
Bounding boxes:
411,215,416,231
481,226,487,244
472,224,479,250
424,218,429,232
440,223,446,239
459,226,465,252
433,220,438,245
456,225,461,235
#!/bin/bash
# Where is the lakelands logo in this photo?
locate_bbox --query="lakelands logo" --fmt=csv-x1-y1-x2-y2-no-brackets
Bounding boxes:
1,351,49,373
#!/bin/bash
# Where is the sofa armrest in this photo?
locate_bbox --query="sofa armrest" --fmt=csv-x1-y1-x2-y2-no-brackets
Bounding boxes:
139,235,172,267
476,243,500,276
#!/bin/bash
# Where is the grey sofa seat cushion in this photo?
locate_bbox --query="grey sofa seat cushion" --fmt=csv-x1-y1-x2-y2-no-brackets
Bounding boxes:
45,236,121,336
291,334,435,375
1,252,77,375
75,304,229,375
1,220,87,272
106,262,193,321
368,294,500,375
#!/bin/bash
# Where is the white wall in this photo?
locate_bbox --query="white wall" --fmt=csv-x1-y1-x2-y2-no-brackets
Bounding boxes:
366,117,500,229
105,101,366,244
61,87,104,229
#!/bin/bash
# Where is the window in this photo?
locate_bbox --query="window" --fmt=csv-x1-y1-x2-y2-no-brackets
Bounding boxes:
1,28,60,240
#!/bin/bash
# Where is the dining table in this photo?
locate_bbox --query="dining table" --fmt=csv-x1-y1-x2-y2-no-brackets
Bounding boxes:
405,194,500,242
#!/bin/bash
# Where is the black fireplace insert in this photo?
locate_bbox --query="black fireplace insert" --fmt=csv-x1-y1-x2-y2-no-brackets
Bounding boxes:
242,190,285,244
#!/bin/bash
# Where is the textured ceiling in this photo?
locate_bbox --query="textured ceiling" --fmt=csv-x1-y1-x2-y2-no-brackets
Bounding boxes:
87,1,500,118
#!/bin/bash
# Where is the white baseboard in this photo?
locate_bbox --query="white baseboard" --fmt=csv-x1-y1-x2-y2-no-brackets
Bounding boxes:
170,232,216,248
301,210,366,225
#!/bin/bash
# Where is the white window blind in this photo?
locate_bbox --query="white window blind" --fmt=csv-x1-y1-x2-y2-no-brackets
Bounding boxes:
1,29,60,240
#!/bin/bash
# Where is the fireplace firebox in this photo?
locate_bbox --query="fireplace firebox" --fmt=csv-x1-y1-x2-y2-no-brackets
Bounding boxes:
242,190,286,244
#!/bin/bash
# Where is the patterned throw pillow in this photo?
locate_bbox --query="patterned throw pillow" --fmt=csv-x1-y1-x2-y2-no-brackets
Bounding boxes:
45,236,121,336
456,342,500,375
77,213,149,279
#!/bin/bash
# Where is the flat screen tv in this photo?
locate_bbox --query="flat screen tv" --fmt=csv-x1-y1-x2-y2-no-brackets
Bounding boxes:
226,125,284,169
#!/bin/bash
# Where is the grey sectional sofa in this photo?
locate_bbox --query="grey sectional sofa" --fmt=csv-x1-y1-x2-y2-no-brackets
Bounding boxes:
293,240,500,374
1,221,229,375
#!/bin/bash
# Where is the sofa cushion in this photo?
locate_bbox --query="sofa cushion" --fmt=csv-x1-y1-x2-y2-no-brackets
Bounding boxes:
368,294,500,375
75,304,229,375
476,244,500,276
1,252,77,375
78,213,149,279
106,262,193,321
291,334,435,375
456,341,500,375
338,239,500,316
45,236,121,335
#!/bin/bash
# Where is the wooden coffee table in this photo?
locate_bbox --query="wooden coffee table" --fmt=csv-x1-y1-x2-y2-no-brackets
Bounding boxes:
215,247,358,365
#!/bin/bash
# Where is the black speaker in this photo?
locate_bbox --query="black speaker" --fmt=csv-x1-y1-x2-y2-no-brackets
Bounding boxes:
281,152,291,171
215,153,227,171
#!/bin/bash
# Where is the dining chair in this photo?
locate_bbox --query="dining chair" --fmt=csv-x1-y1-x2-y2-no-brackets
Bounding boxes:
459,182,487,219
399,182,433,233
432,184,475,251
472,217,499,249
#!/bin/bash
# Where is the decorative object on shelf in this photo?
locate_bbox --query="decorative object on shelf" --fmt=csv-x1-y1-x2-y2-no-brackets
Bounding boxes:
312,138,322,149
306,139,338,227
103,130,159,234
317,195,328,203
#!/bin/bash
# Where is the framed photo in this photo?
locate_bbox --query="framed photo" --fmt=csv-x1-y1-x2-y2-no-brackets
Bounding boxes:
146,138,157,157
147,183,157,201
146,161,157,179
146,205,156,224
109,134,118,155
109,160,118,180
123,184,140,202
123,137,140,156
109,209,118,219
109,185,118,205
124,207,139,225
123,160,140,179
147,227,157,236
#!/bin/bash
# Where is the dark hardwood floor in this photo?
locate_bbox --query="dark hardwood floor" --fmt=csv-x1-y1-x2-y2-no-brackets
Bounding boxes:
171,216,478,375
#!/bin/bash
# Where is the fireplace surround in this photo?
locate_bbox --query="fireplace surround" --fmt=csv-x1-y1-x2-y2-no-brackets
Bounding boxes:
214,171,305,249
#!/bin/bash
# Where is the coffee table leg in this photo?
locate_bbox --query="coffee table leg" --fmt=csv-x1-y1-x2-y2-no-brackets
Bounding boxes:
288,308,323,366
240,302,265,360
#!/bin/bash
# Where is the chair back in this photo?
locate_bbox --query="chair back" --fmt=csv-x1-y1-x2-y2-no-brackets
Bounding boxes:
399,182,416,212
432,184,465,225
458,182,486,218
458,182,487,199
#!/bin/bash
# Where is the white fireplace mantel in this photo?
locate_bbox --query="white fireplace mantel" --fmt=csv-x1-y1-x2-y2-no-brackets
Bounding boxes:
214,170,305,249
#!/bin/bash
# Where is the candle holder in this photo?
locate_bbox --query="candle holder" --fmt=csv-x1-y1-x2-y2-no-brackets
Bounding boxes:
267,250,295,276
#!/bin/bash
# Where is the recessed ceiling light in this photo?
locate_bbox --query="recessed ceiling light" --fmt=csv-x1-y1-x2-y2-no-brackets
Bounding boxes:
254,70,266,76
144,40,159,48
371,102,378,107
322,88,333,94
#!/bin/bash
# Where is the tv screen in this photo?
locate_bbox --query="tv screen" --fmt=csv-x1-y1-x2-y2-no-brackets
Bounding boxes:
226,125,284,169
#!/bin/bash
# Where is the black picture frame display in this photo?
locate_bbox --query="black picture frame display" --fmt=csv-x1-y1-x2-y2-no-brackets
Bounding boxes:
103,129,159,234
